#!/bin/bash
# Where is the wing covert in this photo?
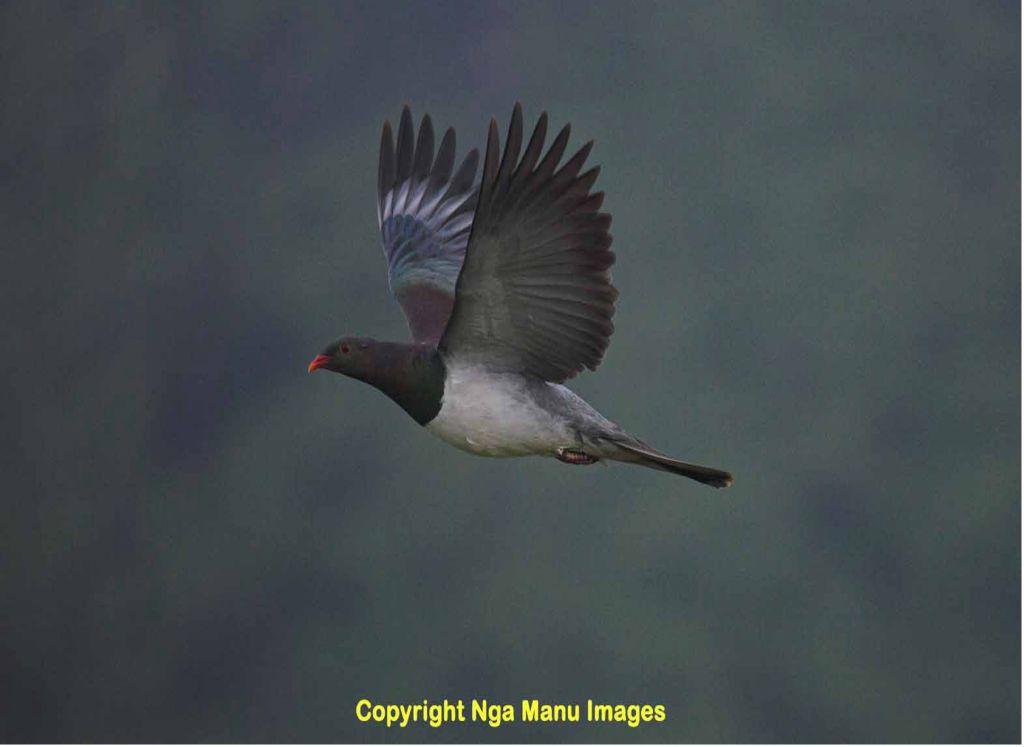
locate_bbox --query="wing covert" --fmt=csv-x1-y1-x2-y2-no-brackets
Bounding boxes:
439,104,617,382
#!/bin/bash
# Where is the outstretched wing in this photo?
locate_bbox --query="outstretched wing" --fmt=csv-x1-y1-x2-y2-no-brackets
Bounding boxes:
378,107,479,343
439,104,616,382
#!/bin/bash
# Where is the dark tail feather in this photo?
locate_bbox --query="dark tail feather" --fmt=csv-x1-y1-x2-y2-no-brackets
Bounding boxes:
612,440,733,488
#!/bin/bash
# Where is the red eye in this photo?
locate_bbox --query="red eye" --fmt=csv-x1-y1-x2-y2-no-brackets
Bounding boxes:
340,344,350,354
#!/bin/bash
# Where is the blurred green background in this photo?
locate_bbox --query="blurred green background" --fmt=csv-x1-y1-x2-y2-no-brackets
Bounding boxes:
2,1,1019,741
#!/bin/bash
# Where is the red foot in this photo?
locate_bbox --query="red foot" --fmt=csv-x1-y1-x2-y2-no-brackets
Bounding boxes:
556,448,598,465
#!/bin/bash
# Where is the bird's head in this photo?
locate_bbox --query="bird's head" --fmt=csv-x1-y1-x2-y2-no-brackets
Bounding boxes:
307,336,379,379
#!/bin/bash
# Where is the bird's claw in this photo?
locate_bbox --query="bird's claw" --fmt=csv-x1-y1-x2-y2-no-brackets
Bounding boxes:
556,447,598,465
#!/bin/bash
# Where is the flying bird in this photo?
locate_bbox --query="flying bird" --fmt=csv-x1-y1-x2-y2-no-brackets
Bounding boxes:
308,104,732,488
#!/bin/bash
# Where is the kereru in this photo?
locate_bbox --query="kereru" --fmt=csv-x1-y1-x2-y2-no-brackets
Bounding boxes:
309,104,732,488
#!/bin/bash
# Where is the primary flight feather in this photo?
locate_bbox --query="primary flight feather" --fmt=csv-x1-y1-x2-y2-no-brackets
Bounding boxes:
309,104,732,488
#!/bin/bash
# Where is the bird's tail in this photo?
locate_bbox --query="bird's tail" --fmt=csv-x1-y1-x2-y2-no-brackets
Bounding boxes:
609,438,733,488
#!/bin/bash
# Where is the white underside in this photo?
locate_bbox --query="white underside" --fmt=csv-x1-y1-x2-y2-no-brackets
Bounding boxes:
425,364,579,457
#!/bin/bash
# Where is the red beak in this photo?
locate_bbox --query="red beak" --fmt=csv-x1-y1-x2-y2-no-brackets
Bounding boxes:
308,354,330,373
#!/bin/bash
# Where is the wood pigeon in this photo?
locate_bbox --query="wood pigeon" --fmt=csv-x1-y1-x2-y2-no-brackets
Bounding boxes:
309,104,732,488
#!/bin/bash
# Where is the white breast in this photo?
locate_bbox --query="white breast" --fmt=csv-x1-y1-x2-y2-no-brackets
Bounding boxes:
425,364,573,457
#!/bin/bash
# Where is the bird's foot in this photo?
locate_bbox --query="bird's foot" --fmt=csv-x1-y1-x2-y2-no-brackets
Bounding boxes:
556,447,598,465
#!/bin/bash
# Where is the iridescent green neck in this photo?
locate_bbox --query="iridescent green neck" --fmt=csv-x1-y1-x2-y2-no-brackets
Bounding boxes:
349,342,446,425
